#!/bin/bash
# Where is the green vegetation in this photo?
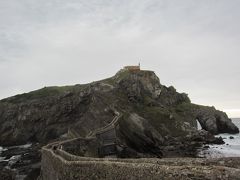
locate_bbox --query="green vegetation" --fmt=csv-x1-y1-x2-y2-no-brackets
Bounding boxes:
1,85,83,103
133,104,193,137
175,102,194,113
101,77,116,85
114,69,130,82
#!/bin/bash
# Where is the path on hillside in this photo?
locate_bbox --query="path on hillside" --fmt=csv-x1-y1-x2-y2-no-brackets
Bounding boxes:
86,108,122,138
68,107,121,139
68,106,122,157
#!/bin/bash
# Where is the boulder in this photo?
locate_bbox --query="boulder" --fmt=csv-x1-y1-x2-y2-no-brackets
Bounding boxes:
195,106,239,134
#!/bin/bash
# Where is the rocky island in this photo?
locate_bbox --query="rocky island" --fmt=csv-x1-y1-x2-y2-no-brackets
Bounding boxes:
0,66,239,179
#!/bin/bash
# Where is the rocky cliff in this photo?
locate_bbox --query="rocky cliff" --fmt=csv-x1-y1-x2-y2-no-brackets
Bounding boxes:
1,68,239,179
0,69,238,149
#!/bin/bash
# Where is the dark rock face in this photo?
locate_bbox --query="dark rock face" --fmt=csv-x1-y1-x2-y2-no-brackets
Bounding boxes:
0,86,92,146
1,68,238,179
116,70,162,101
0,169,13,180
158,85,191,106
195,106,239,135
117,113,164,157
0,69,238,148
0,143,41,180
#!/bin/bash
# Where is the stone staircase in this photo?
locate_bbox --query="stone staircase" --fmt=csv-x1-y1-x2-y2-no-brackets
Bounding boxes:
68,108,122,157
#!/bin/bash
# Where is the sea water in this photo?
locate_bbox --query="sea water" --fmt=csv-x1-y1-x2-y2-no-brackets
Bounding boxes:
0,143,32,163
198,118,240,158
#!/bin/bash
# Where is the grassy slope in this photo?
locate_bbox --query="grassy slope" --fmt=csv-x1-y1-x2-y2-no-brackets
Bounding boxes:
0,85,85,104
0,69,197,138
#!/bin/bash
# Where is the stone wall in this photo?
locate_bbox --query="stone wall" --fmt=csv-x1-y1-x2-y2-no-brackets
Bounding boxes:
39,138,240,180
61,138,98,157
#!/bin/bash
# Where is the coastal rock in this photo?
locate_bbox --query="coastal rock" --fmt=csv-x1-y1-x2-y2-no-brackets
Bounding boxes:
0,143,41,180
195,106,239,134
0,68,238,149
116,70,162,102
117,113,164,157
0,169,14,180
158,85,190,106
0,68,239,179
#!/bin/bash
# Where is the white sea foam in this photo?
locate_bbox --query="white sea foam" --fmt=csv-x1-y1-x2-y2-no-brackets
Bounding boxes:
197,120,202,130
198,118,240,158
18,143,32,149
0,146,7,154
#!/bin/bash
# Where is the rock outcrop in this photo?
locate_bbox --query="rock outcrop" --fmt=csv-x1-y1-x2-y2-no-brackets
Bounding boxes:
0,69,238,149
1,68,239,179
195,106,239,134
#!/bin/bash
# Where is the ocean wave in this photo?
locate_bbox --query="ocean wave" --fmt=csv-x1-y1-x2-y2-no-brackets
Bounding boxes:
198,119,240,158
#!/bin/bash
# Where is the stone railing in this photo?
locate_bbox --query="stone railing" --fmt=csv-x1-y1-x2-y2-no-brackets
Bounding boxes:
67,128,82,139
86,109,121,138
94,111,121,136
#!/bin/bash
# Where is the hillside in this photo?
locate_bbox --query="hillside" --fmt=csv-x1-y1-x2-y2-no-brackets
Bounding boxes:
0,68,238,150
1,68,240,179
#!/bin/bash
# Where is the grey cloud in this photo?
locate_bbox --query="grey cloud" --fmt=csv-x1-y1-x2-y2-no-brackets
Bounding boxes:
0,0,240,117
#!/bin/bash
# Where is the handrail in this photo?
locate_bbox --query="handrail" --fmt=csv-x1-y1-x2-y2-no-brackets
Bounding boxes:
86,109,122,137
95,113,121,135
68,127,82,138
88,110,122,137
69,108,122,139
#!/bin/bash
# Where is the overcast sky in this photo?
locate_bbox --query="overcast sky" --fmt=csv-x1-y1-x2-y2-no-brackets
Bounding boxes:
0,0,240,117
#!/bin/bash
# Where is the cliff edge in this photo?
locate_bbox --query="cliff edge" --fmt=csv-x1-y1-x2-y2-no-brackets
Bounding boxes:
0,68,238,150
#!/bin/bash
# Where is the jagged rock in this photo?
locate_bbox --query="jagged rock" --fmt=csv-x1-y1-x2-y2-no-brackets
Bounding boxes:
116,70,162,102
117,113,164,157
0,68,238,148
1,68,239,180
194,106,239,134
158,85,191,106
